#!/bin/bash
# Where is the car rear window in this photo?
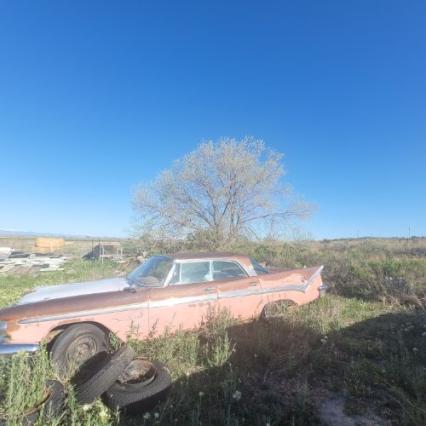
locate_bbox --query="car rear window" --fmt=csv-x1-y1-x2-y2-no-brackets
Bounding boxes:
212,261,247,280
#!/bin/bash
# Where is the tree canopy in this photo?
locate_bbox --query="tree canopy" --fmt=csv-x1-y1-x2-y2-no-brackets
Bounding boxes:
133,137,312,247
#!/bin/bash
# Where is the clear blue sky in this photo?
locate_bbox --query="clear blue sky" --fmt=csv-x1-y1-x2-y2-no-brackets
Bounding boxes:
1,1,425,239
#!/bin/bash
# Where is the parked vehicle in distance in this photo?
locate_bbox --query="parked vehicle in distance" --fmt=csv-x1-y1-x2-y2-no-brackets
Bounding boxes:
0,253,325,373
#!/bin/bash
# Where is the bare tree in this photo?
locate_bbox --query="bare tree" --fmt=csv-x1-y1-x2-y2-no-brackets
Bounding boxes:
133,137,313,247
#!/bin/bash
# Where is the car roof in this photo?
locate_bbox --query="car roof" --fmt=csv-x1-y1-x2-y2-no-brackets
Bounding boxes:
169,252,250,262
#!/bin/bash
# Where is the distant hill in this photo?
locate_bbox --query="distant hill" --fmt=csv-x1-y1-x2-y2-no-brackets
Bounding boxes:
0,229,125,240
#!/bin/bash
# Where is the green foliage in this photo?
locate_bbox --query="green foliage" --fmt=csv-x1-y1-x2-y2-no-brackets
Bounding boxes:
0,349,52,423
0,239,424,424
229,238,426,305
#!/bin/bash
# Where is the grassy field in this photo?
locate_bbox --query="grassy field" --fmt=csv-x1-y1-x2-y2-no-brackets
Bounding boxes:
0,238,425,425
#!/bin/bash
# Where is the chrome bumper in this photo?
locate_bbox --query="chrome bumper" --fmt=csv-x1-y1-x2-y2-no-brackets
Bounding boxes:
0,343,39,355
319,284,328,297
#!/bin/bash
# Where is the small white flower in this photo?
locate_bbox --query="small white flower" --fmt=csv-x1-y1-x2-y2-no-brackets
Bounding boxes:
232,390,242,401
99,406,109,420
199,391,205,397
154,412,159,419
143,412,151,420
422,331,426,337
82,404,91,411
99,412,109,420
412,347,419,352
320,338,327,344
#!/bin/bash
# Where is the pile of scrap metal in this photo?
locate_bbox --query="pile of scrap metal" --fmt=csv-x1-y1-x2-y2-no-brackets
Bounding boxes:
83,242,123,261
0,247,13,260
0,247,67,275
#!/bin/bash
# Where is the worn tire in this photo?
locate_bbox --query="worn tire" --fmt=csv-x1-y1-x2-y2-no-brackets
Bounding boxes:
71,345,134,404
103,360,172,414
0,380,66,426
50,323,110,378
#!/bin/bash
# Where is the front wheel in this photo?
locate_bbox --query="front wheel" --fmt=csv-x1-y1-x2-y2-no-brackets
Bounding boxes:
50,323,110,378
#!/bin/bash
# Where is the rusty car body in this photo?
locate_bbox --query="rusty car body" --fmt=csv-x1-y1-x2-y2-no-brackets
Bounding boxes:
0,253,325,357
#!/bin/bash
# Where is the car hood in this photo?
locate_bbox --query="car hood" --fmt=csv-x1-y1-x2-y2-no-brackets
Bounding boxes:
18,277,129,305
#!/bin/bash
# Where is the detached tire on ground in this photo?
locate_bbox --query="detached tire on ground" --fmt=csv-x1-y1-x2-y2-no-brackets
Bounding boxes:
71,345,134,404
0,380,66,426
50,323,110,378
103,359,172,414
24,380,66,425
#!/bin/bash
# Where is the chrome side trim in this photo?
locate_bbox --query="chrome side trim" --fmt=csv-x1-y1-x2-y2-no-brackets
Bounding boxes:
19,266,324,324
19,301,150,324
218,284,305,299
150,293,217,308
319,283,328,296
218,265,323,299
0,343,39,355
19,293,218,324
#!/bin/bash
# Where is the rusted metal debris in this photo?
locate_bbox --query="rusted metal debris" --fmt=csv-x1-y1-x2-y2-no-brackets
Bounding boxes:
0,253,67,275
0,247,13,260
83,242,123,262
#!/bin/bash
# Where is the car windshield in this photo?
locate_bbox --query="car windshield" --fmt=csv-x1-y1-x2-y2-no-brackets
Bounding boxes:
127,256,173,287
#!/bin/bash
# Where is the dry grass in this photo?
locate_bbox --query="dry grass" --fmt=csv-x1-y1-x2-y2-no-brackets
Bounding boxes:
0,238,424,425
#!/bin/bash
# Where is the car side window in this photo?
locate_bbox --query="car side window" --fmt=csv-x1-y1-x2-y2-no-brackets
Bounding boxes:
251,258,269,274
212,261,248,280
176,261,212,285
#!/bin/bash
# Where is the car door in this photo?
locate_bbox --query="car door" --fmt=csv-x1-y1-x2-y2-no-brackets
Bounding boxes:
147,260,218,334
214,260,264,320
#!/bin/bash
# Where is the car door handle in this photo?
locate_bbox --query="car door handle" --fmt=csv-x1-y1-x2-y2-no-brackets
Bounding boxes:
204,287,216,292
248,281,258,286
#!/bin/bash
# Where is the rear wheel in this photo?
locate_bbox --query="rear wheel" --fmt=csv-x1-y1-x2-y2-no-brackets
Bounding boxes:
50,323,110,378
261,300,296,320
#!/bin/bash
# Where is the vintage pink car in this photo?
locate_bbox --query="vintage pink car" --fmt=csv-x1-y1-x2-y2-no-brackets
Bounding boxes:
0,253,325,373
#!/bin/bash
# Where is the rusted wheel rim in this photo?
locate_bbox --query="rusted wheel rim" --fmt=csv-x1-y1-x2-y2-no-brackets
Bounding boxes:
118,359,156,386
66,335,98,366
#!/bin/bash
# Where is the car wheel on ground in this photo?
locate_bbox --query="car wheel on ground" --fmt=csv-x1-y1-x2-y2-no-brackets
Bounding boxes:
0,379,65,426
50,323,110,378
71,345,134,404
102,359,172,414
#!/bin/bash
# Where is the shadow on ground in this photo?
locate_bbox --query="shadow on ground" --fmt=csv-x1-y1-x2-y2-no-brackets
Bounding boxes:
120,310,426,426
